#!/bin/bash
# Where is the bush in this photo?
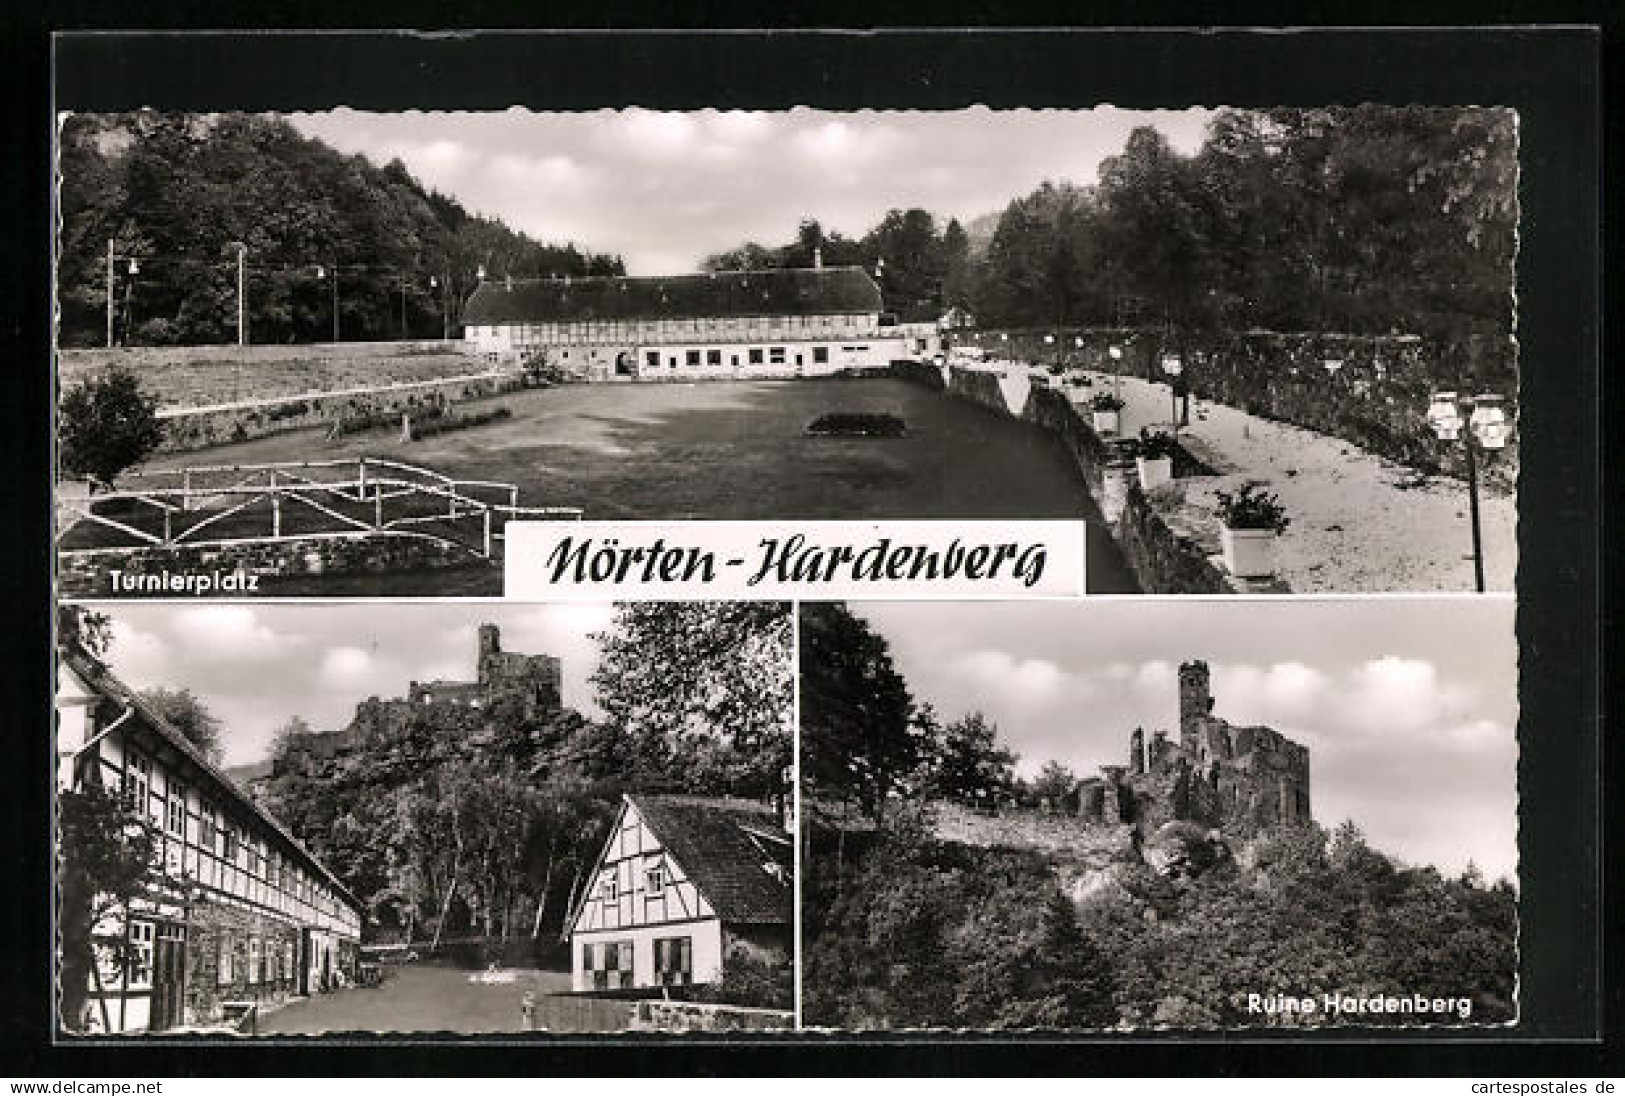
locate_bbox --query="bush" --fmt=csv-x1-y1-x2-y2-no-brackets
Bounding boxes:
1135,428,1178,460
1215,482,1290,533
806,412,907,438
58,367,164,489
410,406,512,440
1089,392,1126,412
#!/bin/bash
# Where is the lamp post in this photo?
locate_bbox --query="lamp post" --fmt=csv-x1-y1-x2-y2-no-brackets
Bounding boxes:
316,265,339,342
1426,391,1509,592
1161,353,1183,433
121,258,140,345
1108,343,1123,402
232,242,248,348
430,275,447,341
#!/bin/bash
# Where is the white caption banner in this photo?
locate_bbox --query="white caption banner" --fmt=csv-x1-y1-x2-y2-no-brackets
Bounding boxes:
504,520,1085,601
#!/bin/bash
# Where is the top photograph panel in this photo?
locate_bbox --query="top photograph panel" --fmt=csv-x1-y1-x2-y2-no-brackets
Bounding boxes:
53,102,1519,598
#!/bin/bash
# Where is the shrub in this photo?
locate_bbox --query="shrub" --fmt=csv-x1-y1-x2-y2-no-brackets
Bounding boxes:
58,368,165,490
1136,428,1178,460
1214,482,1290,533
1089,392,1126,412
806,412,907,438
410,406,513,440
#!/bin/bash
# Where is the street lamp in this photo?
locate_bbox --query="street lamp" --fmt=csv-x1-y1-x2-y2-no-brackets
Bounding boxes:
1427,391,1509,592
1161,354,1183,432
315,265,339,342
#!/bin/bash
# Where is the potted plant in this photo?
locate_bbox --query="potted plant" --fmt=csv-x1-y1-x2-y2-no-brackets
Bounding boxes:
1089,392,1126,435
1214,482,1290,579
1135,428,1177,491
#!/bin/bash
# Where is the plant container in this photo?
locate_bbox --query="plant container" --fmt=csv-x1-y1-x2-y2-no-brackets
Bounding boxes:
1220,525,1278,579
1137,455,1173,491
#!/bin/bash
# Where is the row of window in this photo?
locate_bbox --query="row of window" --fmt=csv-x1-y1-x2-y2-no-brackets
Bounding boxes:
216,931,297,987
470,314,871,341
120,746,355,932
581,935,692,990
599,855,669,903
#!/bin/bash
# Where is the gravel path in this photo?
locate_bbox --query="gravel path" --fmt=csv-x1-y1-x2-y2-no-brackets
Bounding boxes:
1057,366,1517,593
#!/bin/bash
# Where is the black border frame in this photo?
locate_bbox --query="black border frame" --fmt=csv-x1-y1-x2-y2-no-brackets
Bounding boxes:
5,24,1609,1076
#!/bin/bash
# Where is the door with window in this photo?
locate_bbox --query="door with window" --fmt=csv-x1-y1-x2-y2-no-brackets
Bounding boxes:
653,936,693,987
150,923,186,1031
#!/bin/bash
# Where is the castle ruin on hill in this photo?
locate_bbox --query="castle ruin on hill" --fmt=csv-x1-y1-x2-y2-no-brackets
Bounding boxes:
1077,661,1312,836
406,624,562,716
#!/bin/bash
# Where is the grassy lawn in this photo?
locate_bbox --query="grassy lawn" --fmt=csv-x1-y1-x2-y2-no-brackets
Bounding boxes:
70,378,1139,594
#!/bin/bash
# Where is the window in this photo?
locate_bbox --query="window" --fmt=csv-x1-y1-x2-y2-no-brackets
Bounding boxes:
813,346,830,364
586,941,636,990
217,933,235,985
222,822,239,862
706,349,721,366
166,785,186,838
654,937,693,987
600,871,619,902
124,753,150,813
127,921,154,989
645,351,659,367
769,346,786,364
249,937,261,984
645,861,665,896
748,348,764,365
199,803,216,852
685,349,701,367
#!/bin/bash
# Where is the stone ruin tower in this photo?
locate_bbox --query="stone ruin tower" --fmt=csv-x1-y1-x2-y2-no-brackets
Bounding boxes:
1077,659,1312,837
407,624,563,716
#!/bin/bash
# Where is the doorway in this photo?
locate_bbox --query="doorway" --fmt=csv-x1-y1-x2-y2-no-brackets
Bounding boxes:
150,924,186,1031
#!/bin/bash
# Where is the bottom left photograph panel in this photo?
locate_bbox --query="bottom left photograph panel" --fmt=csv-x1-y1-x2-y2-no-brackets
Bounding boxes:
53,601,796,1037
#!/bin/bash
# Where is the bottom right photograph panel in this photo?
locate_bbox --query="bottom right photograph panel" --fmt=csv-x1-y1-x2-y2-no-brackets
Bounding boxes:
797,597,1519,1032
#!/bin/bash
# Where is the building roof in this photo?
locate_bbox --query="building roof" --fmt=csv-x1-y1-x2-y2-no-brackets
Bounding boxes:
628,794,792,925
462,267,883,326
60,646,364,915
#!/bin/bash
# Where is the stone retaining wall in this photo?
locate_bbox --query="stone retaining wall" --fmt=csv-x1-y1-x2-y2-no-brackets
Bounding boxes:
896,363,1256,594
58,533,490,597
157,372,526,453
628,1000,794,1032
955,327,1518,489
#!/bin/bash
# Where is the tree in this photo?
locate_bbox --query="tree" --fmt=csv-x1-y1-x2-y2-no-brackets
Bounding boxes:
57,368,164,490
57,784,160,1033
799,603,931,821
926,711,1017,803
590,602,793,797
1029,760,1079,811
138,687,224,763
58,604,112,659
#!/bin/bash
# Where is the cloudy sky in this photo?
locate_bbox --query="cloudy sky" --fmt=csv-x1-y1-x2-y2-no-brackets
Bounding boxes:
287,107,1212,276
854,597,1519,883
92,603,619,769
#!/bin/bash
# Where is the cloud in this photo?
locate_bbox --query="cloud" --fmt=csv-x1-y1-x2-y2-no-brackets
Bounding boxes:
855,598,1517,880
286,106,1217,275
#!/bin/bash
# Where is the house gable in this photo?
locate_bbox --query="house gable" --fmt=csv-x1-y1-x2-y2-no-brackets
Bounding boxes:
569,797,716,938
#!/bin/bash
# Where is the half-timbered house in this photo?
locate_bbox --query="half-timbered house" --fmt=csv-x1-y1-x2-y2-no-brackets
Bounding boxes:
56,645,363,1033
567,795,792,992
461,266,915,379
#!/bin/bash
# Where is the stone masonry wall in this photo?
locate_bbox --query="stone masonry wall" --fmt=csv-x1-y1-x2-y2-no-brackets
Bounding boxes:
157,372,526,454
185,902,303,1028
952,326,1518,488
58,533,489,597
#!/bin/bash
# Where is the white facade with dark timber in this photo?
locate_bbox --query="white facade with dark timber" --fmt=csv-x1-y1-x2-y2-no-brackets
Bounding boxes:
461,267,916,379
567,795,792,992
56,646,363,1033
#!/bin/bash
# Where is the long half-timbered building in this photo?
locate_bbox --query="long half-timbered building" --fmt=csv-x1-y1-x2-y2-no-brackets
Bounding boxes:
56,645,363,1034
461,266,920,379
567,795,792,992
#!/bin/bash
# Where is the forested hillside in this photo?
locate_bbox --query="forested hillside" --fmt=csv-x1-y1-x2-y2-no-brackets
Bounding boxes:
57,112,624,348
258,604,791,960
705,107,1517,342
799,603,1518,1030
